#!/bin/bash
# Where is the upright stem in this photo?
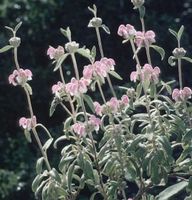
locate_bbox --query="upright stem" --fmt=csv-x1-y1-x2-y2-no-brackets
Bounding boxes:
95,27,117,97
130,39,141,70
32,128,51,171
145,45,152,65
178,58,183,89
97,81,107,104
70,53,108,199
140,18,145,32
13,47,52,171
96,27,104,58
14,48,20,70
71,53,80,80
178,40,183,89
59,66,76,122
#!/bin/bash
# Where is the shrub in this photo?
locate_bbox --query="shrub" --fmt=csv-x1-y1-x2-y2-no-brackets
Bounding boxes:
1,1,192,199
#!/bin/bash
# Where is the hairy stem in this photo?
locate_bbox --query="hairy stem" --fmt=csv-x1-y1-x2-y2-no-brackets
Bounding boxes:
95,27,117,97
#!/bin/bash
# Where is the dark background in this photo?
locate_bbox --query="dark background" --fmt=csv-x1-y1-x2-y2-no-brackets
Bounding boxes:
0,0,192,199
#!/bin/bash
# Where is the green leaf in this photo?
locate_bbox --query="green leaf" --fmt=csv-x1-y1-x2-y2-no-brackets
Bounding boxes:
101,24,110,34
183,129,192,143
136,83,143,98
84,159,94,180
182,57,192,63
91,46,96,61
178,25,184,41
63,117,73,133
169,28,178,39
49,168,61,183
76,48,91,59
59,156,75,171
42,138,53,151
36,157,44,174
139,5,145,18
49,97,59,117
32,174,44,192
67,164,75,190
187,176,192,190
24,129,32,143
108,71,123,80
54,53,69,71
0,45,13,53
83,94,95,113
156,181,188,200
60,27,71,41
14,22,22,32
150,45,165,60
168,56,176,66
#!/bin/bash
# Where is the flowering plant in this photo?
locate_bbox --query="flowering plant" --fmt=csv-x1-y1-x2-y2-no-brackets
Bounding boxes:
2,1,192,199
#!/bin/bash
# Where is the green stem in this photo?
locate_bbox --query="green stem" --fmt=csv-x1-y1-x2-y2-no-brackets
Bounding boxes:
95,27,117,97
97,81,107,104
32,128,52,171
178,58,183,89
59,66,76,122
60,102,73,116
71,53,80,80
14,48,20,70
145,45,152,65
130,39,141,68
140,18,145,32
14,47,51,171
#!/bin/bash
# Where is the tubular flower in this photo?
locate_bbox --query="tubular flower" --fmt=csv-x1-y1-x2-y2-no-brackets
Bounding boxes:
8,68,32,86
65,77,90,97
94,101,103,116
130,64,160,84
72,122,86,137
83,57,115,81
88,115,102,132
172,87,192,102
117,24,136,39
47,45,64,60
19,116,37,131
135,30,156,47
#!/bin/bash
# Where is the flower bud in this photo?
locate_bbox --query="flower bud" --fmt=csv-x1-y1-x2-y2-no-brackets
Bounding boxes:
88,17,103,27
127,88,136,98
65,41,79,53
9,37,21,47
172,47,186,58
131,0,145,8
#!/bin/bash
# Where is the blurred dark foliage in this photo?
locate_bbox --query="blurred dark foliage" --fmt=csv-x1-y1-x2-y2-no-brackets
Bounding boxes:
0,0,192,199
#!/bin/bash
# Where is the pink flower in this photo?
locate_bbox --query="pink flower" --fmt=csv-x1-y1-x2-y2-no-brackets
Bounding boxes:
142,64,160,83
107,97,120,113
94,101,103,116
83,58,115,81
89,115,102,131
117,24,136,39
19,116,37,131
172,87,192,101
130,71,138,82
135,30,156,47
72,122,86,137
100,57,115,71
8,68,32,86
83,64,93,80
65,77,90,96
130,64,160,84
52,81,65,94
121,95,129,105
47,45,64,60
